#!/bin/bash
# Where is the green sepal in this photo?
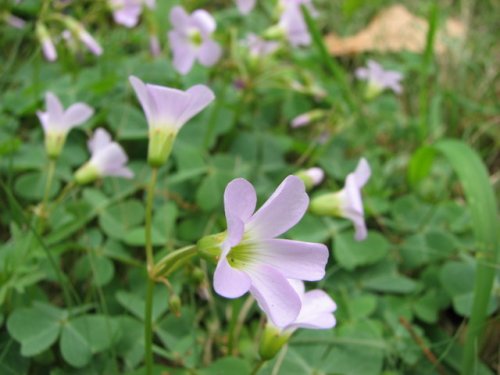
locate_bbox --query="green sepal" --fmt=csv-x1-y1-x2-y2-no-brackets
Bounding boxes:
148,128,176,168
258,325,291,361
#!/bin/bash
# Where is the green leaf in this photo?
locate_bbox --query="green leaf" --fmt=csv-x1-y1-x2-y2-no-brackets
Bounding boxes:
199,357,251,375
363,274,417,294
334,231,390,270
60,315,120,368
7,302,66,357
14,171,61,201
99,199,145,240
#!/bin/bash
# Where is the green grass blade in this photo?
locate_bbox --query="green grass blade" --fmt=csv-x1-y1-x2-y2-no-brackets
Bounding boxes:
433,140,499,375
410,139,498,374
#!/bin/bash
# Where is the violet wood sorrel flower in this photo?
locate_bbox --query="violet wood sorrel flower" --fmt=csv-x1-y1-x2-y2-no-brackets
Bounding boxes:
277,0,317,47
245,33,280,59
37,92,94,159
259,280,336,359
355,60,403,98
75,128,133,184
168,6,222,75
109,0,142,28
235,0,256,14
310,158,371,241
36,23,57,61
129,76,215,167
207,176,329,327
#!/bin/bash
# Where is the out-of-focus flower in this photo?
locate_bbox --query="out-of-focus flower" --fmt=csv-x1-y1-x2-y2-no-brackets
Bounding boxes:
3,12,26,29
168,6,222,75
259,280,336,359
211,176,329,328
64,17,103,56
355,60,403,97
278,0,317,47
129,76,215,166
295,167,324,190
290,109,325,128
109,0,142,28
235,0,256,14
75,128,133,184
290,79,327,99
37,92,94,158
310,158,371,241
245,33,279,58
149,34,161,56
36,23,57,62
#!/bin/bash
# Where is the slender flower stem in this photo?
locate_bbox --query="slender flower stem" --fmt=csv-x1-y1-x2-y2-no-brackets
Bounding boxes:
42,159,56,213
251,359,266,375
145,168,158,270
144,276,155,375
144,167,158,375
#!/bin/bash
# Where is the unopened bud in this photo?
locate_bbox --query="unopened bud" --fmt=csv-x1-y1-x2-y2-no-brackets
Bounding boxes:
169,294,182,317
295,167,324,190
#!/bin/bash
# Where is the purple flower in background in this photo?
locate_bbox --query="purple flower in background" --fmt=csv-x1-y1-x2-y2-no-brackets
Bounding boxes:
78,28,103,55
278,0,317,47
245,33,279,58
355,60,403,95
305,167,324,186
149,34,161,56
129,75,214,165
109,0,142,28
36,23,57,62
235,0,256,14
213,176,329,328
75,128,133,184
37,92,94,158
4,13,26,29
310,158,371,241
168,6,222,75
290,109,325,128
280,280,336,332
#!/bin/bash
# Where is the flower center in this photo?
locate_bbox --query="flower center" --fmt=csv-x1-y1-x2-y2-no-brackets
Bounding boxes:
226,241,256,270
188,29,203,47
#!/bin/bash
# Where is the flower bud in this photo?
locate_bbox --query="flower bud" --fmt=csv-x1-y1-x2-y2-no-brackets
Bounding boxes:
36,23,57,62
295,167,324,190
309,192,341,216
258,325,291,361
169,294,182,317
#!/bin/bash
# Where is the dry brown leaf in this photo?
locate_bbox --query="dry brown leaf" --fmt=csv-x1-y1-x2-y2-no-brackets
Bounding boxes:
325,5,466,56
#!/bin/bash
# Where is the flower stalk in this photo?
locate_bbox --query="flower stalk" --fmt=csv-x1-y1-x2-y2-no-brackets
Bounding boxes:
144,167,158,375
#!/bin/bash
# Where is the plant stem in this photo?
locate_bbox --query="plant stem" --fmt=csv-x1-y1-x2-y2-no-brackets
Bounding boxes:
144,167,158,375
42,159,56,214
144,276,155,375
145,168,158,270
251,359,266,375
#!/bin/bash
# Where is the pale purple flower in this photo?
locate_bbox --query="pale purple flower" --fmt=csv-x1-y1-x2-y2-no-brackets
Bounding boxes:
109,0,142,28
36,23,57,62
149,34,161,56
246,33,279,58
305,167,324,186
337,158,371,240
309,159,371,240
129,76,215,165
5,14,26,29
291,113,310,128
168,6,222,75
78,28,103,55
129,76,214,133
280,280,336,332
355,60,403,94
291,109,325,128
143,0,155,8
213,176,329,328
37,92,93,136
86,128,133,178
278,0,317,47
37,92,93,158
236,0,256,14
